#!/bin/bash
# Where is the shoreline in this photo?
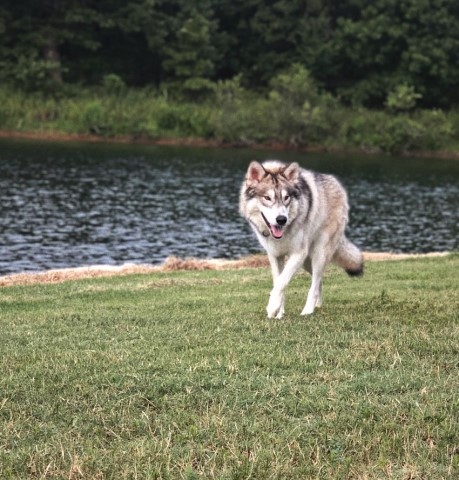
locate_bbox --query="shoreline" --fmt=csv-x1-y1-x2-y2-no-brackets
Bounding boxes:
0,252,451,287
1,129,459,160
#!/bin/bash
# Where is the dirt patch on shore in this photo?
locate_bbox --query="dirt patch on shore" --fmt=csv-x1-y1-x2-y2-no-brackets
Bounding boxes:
0,252,450,287
0,130,224,148
1,129,459,159
0,129,335,154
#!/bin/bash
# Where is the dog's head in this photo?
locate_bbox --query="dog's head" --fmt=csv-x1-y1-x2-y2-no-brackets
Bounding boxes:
242,160,301,239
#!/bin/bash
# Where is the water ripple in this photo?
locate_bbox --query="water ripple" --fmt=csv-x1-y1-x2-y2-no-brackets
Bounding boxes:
0,140,458,274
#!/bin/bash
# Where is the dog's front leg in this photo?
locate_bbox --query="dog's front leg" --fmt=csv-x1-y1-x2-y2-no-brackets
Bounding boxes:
267,253,285,283
266,254,286,319
267,253,305,319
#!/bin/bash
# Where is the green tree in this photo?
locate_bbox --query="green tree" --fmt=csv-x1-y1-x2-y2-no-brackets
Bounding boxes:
162,2,219,98
325,0,459,107
214,0,331,88
0,0,459,109
0,0,112,90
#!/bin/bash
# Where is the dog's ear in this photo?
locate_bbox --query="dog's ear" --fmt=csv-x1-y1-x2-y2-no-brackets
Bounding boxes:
283,162,300,182
246,161,265,184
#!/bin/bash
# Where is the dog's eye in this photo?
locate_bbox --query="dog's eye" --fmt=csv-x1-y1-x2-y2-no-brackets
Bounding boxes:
284,195,290,202
264,195,271,202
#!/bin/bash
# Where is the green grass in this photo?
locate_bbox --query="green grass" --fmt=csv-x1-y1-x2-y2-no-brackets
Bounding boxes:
1,256,458,479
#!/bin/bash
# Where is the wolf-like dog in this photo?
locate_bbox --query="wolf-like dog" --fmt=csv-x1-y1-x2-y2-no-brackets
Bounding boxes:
239,160,363,318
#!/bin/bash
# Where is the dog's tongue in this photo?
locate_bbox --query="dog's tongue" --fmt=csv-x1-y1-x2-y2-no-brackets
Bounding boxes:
270,224,284,239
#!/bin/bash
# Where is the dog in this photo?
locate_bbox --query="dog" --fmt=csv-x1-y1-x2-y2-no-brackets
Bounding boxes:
239,160,363,318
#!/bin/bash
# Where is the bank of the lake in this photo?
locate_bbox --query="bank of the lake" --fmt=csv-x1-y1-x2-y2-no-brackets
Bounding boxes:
1,128,459,160
0,252,451,287
1,83,458,157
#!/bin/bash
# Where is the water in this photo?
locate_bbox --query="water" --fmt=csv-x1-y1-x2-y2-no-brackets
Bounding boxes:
0,139,458,275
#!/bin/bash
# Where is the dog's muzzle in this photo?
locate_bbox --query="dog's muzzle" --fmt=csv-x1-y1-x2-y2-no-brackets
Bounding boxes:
261,212,285,239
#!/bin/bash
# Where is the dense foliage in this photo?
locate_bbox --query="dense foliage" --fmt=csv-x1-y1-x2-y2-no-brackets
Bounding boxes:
0,68,455,154
1,0,459,108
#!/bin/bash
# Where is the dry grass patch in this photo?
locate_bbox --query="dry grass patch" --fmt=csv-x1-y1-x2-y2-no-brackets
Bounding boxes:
0,252,451,287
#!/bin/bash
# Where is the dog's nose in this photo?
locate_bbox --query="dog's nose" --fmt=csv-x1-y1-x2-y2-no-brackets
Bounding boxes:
276,215,287,226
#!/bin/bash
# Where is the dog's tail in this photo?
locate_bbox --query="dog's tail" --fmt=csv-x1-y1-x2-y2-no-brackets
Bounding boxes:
333,237,364,277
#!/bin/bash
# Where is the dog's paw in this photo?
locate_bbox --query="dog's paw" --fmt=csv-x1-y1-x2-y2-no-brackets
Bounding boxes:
300,305,315,315
267,303,284,319
275,305,285,319
267,290,284,319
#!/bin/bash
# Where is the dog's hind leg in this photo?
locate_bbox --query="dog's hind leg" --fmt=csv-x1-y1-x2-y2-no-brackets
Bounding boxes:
314,280,323,308
303,258,323,308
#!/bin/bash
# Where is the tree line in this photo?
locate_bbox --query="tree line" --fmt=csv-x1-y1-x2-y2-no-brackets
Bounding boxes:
1,0,459,108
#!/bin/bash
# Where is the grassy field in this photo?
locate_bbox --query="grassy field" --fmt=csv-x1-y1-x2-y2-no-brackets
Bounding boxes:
0,255,458,479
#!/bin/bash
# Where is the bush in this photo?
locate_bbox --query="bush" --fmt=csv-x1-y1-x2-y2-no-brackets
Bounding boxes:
80,100,107,134
155,102,213,138
413,110,453,150
340,109,453,154
102,74,126,95
446,111,459,142
211,76,271,143
5,54,64,92
264,64,339,145
0,84,454,152
386,84,422,112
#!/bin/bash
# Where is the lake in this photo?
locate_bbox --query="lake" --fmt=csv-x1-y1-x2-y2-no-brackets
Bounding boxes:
0,139,458,275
